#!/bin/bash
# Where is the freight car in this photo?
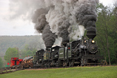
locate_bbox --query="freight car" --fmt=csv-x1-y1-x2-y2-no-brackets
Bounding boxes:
20,56,33,69
10,57,23,67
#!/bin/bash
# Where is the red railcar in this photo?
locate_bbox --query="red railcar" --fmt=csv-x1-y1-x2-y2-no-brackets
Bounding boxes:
19,59,23,63
10,57,23,67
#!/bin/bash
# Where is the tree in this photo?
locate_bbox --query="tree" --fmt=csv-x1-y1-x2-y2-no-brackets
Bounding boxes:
96,3,117,65
96,4,111,65
0,57,3,68
4,47,19,62
20,45,37,58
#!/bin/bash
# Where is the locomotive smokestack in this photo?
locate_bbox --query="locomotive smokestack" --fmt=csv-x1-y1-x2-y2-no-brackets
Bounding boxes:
86,27,96,39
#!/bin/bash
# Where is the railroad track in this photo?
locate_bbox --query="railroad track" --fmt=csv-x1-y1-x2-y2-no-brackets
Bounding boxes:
0,65,22,74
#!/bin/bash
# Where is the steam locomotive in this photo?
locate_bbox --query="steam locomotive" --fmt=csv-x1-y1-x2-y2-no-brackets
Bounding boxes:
32,26,103,67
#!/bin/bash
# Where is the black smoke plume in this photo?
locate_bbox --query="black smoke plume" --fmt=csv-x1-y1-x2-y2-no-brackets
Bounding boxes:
9,0,99,47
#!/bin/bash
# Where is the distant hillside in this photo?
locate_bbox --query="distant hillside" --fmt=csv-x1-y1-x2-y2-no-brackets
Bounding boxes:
0,35,45,56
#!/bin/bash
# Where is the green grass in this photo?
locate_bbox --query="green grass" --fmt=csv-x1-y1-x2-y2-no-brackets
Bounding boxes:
0,66,117,78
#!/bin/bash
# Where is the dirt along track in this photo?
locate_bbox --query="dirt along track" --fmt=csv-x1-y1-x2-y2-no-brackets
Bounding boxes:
25,65,117,71
0,69,18,74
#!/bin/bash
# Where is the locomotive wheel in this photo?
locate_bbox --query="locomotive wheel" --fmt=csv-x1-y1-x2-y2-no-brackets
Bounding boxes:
56,62,59,67
29,66,31,69
47,63,50,68
44,64,47,68
56,60,62,67
63,62,67,67
69,61,74,67
21,65,24,70
101,60,107,65
81,58,87,66
29,65,33,69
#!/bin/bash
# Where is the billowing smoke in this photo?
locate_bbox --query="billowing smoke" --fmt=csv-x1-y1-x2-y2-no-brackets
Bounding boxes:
32,8,56,48
32,8,48,33
42,25,56,48
10,0,99,48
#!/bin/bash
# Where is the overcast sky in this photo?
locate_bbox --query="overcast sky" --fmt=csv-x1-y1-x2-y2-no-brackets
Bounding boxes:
0,0,115,36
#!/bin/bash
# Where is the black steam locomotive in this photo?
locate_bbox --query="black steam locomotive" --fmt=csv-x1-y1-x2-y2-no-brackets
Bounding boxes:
33,26,103,67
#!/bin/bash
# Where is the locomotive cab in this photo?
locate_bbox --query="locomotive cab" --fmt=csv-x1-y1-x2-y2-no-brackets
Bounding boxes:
43,48,51,61
50,46,60,60
59,44,71,60
33,49,45,65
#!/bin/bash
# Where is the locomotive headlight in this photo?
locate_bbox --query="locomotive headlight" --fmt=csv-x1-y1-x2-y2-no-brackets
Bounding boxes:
84,40,87,43
92,40,95,43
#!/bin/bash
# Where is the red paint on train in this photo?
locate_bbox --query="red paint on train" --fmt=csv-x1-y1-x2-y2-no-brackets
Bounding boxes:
10,57,23,67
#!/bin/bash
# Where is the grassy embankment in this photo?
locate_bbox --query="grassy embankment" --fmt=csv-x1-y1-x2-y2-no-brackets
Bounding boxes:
0,66,117,78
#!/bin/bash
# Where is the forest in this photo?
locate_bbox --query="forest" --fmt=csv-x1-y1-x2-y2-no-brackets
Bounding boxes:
95,3,117,65
0,3,117,68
